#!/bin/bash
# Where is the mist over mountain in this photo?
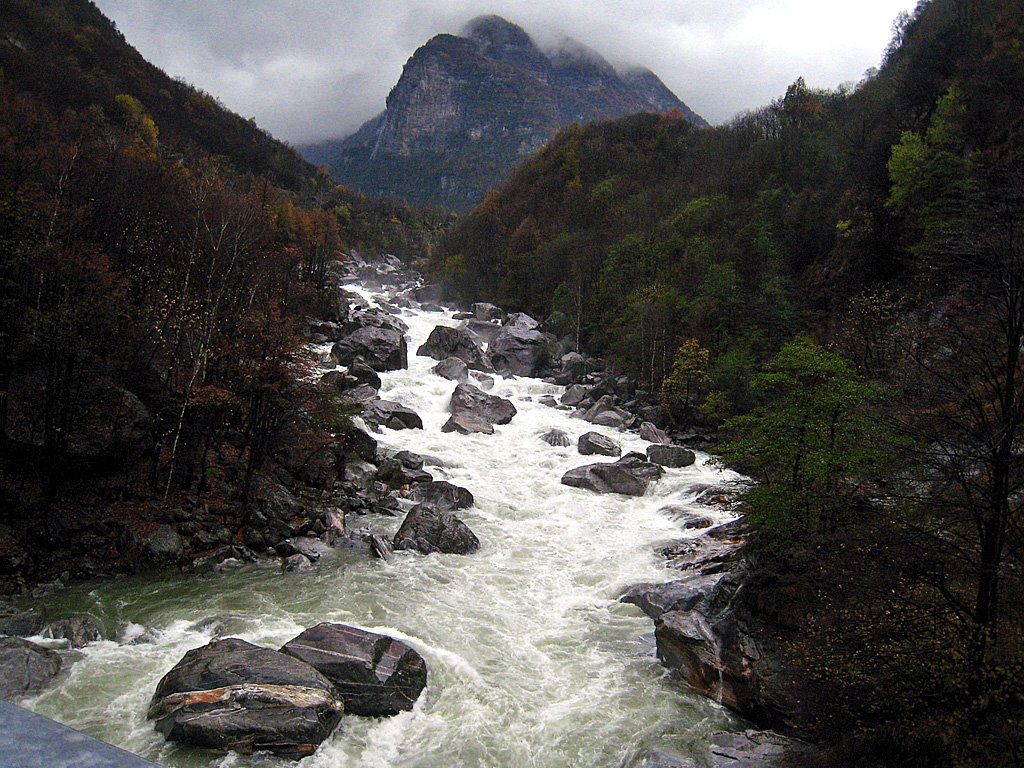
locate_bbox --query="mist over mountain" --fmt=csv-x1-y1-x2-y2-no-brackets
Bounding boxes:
302,15,706,211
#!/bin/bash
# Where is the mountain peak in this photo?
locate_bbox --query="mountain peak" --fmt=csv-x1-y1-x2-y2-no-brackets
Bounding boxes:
304,16,706,210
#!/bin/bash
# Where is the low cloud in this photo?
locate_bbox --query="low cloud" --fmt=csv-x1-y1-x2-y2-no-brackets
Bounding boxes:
95,0,915,145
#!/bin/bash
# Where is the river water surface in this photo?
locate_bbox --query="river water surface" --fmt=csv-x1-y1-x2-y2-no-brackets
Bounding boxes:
23,282,741,767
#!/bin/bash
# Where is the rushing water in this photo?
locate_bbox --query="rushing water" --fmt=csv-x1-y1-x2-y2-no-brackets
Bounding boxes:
20,282,742,768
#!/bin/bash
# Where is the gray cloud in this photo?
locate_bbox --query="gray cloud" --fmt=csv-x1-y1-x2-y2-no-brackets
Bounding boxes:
94,0,915,145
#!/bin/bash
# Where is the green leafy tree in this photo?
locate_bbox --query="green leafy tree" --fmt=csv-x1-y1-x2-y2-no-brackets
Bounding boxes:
659,338,710,427
714,338,893,550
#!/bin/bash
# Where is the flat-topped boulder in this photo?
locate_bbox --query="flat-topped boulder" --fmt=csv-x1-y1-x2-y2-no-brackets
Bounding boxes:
647,444,696,468
147,638,343,759
0,637,62,700
407,480,474,511
450,383,516,426
393,504,480,555
441,414,495,435
578,431,621,457
280,623,428,717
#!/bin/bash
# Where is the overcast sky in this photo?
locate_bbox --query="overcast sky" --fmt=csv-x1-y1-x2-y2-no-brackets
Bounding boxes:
93,0,917,146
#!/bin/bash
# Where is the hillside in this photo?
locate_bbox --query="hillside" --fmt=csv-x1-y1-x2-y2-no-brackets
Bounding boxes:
303,15,707,211
0,0,315,189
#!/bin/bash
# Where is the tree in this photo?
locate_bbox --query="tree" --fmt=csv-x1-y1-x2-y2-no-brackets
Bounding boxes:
659,338,710,427
714,338,891,550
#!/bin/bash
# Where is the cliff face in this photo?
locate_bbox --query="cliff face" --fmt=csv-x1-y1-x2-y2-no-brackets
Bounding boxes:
303,16,707,211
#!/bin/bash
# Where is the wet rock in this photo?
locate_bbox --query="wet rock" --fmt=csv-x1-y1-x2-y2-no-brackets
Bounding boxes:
432,356,470,383
407,480,474,511
461,319,504,346
0,637,62,700
441,414,495,435
450,383,516,425
330,326,407,372
582,395,617,422
275,537,331,563
0,608,45,637
470,371,495,391
393,504,480,555
280,622,428,716
578,431,622,457
489,326,547,377
337,423,378,462
539,395,559,408
186,615,245,639
621,575,724,620
559,352,589,382
561,463,648,496
562,454,663,496
362,399,423,430
283,554,313,572
633,750,700,768
472,302,504,322
417,325,490,370
540,429,571,447
43,614,104,648
560,384,589,406
370,534,394,561
376,457,433,489
709,730,803,767
143,525,185,565
639,421,671,444
147,638,343,759
592,409,631,429
647,445,696,468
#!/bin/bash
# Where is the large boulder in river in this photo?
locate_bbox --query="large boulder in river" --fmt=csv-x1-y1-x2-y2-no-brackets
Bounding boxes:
393,504,480,555
0,637,62,700
147,637,343,759
441,414,494,435
280,623,427,716
578,431,621,457
407,480,474,511
489,326,548,377
417,326,489,370
330,326,407,372
450,383,516,426
432,356,469,383
561,454,663,496
540,428,571,447
362,399,423,431
647,445,697,468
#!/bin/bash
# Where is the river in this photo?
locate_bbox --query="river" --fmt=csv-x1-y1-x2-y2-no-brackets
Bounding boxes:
22,279,742,767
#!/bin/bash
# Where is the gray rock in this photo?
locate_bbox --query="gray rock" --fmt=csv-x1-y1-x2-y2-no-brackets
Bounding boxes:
450,383,516,425
393,504,480,555
432,356,470,383
0,609,45,637
578,431,622,457
472,302,504,322
376,457,433,489
461,319,503,346
539,395,559,408
281,623,428,716
709,730,800,767
407,480,474,511
639,421,671,444
540,429,571,447
362,399,423,430
489,326,547,377
417,325,490,370
470,371,495,390
582,395,617,422
634,750,700,768
559,352,589,382
143,525,185,565
560,384,589,406
647,445,697,468
331,326,408,372
504,312,539,330
561,463,648,496
0,637,62,700
43,614,103,648
147,638,342,759
441,414,495,435
621,575,724,619
592,409,630,428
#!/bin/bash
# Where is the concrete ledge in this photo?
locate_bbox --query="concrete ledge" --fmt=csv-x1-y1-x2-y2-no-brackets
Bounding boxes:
0,700,163,768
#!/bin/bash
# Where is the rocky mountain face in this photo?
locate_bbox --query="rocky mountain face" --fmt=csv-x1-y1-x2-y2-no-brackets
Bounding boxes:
303,15,707,211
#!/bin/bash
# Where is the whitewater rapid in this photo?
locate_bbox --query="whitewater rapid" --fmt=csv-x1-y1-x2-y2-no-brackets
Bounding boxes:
23,283,742,767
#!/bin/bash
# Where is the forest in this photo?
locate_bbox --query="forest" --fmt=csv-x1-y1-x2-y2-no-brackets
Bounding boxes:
434,0,1024,764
